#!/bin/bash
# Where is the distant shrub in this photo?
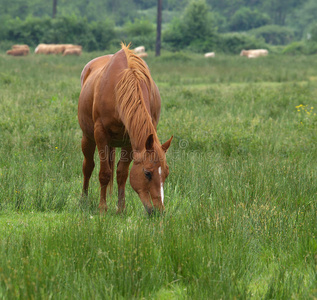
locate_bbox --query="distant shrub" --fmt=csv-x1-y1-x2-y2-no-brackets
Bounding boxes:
282,41,317,55
163,18,185,51
305,42,317,54
123,18,155,37
163,0,217,53
250,25,294,45
88,20,116,51
122,18,155,50
46,16,90,44
218,32,267,54
20,16,52,45
282,42,306,55
268,45,286,54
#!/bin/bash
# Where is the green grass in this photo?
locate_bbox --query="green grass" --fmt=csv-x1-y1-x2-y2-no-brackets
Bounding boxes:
0,50,317,299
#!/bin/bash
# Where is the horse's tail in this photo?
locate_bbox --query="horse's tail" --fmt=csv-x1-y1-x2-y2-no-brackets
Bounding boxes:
108,147,115,195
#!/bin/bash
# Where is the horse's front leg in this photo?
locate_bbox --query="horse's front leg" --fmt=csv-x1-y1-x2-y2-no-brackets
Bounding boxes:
116,147,132,214
94,123,113,213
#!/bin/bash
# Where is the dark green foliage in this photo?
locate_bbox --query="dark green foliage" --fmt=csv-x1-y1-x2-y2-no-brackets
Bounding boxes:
121,18,156,50
47,16,90,44
282,42,307,55
4,16,52,46
124,18,155,37
133,0,157,10
0,0,51,20
1,15,116,51
162,18,185,51
89,20,116,51
0,0,315,41
294,0,317,38
249,25,295,45
282,41,317,55
163,0,217,52
229,7,271,32
212,11,229,33
1,0,317,52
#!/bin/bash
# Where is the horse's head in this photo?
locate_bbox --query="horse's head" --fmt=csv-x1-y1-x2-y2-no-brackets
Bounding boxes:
130,134,173,215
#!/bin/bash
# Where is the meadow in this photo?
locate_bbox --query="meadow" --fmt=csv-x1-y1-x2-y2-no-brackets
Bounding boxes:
0,49,316,299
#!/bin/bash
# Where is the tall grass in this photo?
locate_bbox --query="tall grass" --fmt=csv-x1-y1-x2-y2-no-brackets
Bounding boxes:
0,51,316,299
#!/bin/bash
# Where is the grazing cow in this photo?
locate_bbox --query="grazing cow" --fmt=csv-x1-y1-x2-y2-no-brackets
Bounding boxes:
204,52,215,58
133,46,145,54
6,48,29,56
12,44,30,53
136,52,148,59
35,44,63,54
240,49,268,58
35,44,80,55
63,46,82,56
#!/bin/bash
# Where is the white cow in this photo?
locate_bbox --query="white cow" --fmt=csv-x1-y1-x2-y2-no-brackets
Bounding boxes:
204,52,215,58
136,52,148,59
240,49,268,58
133,46,145,54
35,44,80,55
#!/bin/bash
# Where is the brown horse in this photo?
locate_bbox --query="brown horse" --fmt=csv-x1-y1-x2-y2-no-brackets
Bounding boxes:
78,43,172,214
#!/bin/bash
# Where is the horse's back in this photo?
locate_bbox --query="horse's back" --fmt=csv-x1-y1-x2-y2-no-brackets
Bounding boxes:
78,55,112,139
80,55,113,87
78,51,128,140
91,49,129,121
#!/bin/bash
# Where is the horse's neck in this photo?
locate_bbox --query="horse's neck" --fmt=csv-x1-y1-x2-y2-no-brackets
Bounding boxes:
130,122,158,152
123,85,158,151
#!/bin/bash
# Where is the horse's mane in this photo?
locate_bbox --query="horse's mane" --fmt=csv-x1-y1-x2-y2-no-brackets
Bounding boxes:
115,43,160,150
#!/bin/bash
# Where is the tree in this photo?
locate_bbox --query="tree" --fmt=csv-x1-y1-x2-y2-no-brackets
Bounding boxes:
163,0,217,52
289,0,317,38
263,0,304,26
182,0,215,43
229,7,270,31
155,0,162,56
52,0,57,18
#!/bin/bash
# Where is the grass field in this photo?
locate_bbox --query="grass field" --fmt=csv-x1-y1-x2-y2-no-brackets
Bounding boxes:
0,50,316,299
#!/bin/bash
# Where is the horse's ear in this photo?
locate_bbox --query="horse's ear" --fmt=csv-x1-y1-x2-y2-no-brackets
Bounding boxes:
145,134,154,151
162,136,173,153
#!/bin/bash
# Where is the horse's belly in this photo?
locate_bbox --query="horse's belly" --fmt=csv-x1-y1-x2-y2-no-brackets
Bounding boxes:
109,139,131,148
108,126,131,148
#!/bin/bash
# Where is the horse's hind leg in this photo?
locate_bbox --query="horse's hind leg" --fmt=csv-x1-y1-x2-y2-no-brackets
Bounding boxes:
94,124,113,213
81,135,96,196
116,147,132,214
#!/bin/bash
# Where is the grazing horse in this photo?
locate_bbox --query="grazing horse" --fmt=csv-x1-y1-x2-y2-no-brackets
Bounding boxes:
78,43,173,214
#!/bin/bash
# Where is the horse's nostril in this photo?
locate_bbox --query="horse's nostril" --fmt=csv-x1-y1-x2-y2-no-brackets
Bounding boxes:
145,206,153,215
145,204,165,216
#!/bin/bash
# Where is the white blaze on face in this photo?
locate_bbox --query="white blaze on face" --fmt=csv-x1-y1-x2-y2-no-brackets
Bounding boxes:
158,167,164,204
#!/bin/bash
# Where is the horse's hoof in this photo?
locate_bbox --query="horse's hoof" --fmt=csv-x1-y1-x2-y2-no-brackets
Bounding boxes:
98,205,108,214
116,207,125,214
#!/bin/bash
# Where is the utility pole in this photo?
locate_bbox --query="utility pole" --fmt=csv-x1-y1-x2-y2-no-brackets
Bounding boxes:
53,0,57,18
155,0,162,57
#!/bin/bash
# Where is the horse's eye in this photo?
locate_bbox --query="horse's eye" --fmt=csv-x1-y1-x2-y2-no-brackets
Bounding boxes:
144,170,152,181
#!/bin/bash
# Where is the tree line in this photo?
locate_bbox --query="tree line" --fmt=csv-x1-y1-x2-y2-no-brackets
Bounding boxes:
1,0,317,54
